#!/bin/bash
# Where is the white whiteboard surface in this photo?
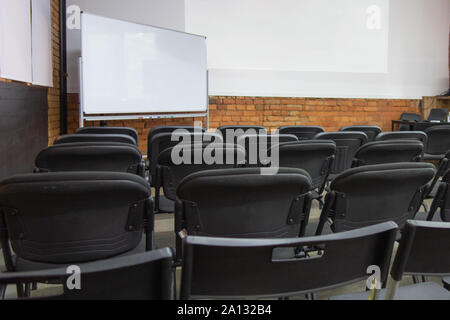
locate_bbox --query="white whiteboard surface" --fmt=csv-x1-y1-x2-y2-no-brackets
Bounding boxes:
81,13,207,115
31,0,53,87
0,0,32,83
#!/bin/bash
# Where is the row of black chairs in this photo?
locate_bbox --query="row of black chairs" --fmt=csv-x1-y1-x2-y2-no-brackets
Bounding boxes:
2,220,450,300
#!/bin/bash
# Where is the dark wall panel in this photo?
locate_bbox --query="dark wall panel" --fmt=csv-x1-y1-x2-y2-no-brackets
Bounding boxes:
0,82,48,179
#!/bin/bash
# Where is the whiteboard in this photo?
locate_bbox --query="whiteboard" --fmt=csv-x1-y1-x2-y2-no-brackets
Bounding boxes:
0,0,32,83
81,13,207,115
31,0,53,87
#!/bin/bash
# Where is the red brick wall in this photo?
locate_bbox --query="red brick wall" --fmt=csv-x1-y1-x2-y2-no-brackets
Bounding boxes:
67,93,421,154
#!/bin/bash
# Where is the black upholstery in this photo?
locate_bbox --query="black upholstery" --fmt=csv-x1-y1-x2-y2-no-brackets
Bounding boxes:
0,249,174,300
35,142,145,177
399,113,422,131
76,127,139,144
423,125,450,160
217,125,267,144
316,163,435,234
0,172,153,271
180,222,398,299
426,151,450,199
352,140,423,167
428,108,449,122
147,126,205,157
427,170,450,222
277,126,325,140
236,134,299,166
339,126,382,141
313,132,368,175
413,122,448,132
269,140,336,191
55,134,137,146
375,131,428,149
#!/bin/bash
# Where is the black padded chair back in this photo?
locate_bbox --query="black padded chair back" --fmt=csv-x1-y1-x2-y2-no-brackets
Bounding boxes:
428,170,450,222
177,168,312,239
35,142,144,177
217,126,267,144
269,140,336,190
317,163,435,234
156,143,245,201
148,126,204,155
0,172,152,269
375,131,428,149
236,134,299,166
399,113,422,131
277,126,325,140
180,222,398,299
339,126,382,141
391,220,450,283
0,249,173,300
76,127,138,144
424,125,450,159
428,108,449,122
313,132,368,175
149,132,223,185
55,134,137,146
413,122,447,132
352,140,423,167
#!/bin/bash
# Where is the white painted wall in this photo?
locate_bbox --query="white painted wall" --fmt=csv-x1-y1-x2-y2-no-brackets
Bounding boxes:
66,0,185,92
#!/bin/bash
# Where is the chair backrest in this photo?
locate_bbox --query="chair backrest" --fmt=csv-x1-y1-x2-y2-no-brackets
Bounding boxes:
412,121,447,132
0,249,174,300
149,132,223,185
180,222,398,299
236,134,299,166
217,125,267,144
352,140,423,167
156,143,245,201
390,220,450,283
428,108,449,122
177,168,312,239
76,127,139,144
313,132,368,174
35,142,144,177
55,134,137,146
429,170,450,222
424,125,450,157
399,113,422,131
147,126,205,155
375,131,428,149
277,126,325,140
321,163,435,233
269,140,336,190
339,126,382,141
0,172,151,266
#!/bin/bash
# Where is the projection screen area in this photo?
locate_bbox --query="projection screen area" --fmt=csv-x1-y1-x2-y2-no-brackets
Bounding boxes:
185,0,450,98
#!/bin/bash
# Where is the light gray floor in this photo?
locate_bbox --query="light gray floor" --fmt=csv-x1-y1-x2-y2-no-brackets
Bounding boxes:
0,197,444,300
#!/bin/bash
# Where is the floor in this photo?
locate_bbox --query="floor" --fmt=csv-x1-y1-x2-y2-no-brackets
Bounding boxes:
0,197,444,300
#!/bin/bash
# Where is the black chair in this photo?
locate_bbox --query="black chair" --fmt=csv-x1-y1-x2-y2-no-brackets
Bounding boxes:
76,127,139,144
332,220,450,300
35,142,145,177
155,143,245,213
179,222,398,299
339,126,382,142
0,172,153,275
423,125,450,160
149,132,223,213
54,134,137,146
352,140,423,167
398,113,422,131
428,108,449,122
147,126,205,158
426,151,450,199
277,126,325,140
375,131,428,149
269,140,336,204
175,168,313,262
313,132,368,177
413,121,447,132
0,248,174,300
217,125,267,144
427,170,450,222
236,134,298,166
316,163,435,235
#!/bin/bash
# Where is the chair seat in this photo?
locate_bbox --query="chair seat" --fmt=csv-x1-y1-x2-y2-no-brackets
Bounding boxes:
158,195,175,213
443,277,450,291
426,182,440,199
330,282,450,300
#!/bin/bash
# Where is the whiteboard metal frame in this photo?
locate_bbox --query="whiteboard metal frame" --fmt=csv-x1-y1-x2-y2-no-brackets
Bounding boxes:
78,12,209,129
